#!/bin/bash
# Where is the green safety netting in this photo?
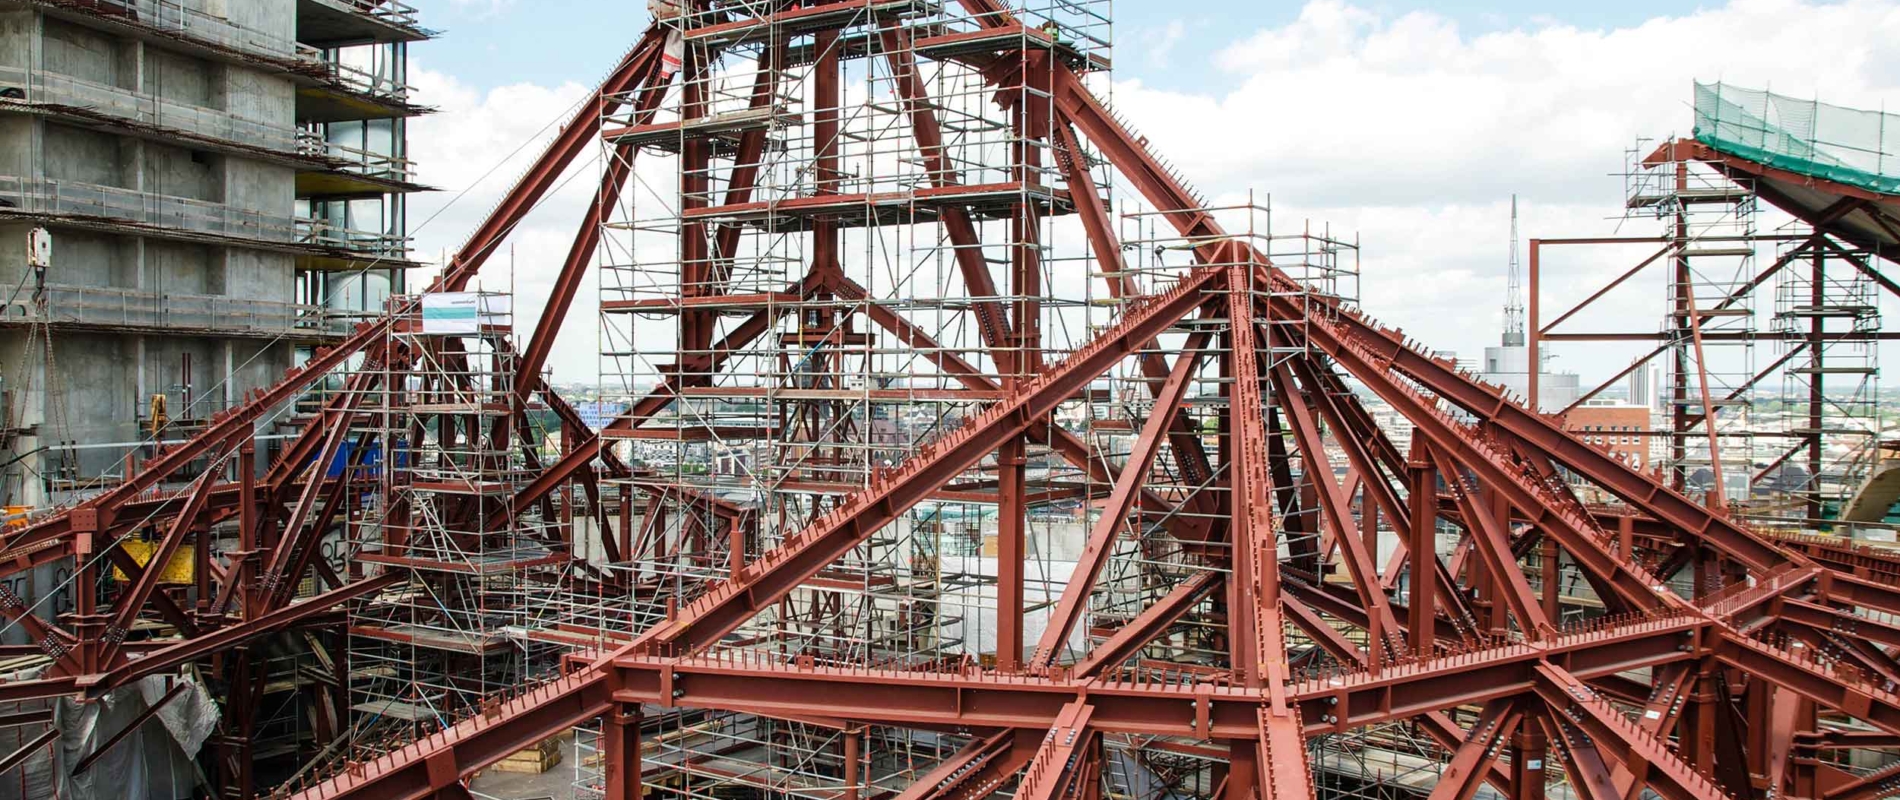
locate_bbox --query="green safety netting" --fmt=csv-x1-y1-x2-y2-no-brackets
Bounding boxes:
1693,81,1900,195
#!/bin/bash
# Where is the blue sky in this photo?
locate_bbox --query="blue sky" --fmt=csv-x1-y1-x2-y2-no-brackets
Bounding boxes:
422,1,1717,94
407,1,1900,383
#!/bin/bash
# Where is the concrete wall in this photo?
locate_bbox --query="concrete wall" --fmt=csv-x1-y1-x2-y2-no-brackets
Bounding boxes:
0,0,331,495
143,335,219,410
0,11,35,71
40,16,133,89
0,116,33,181
230,339,291,403
53,332,140,479
227,249,294,300
225,66,296,126
43,122,133,188
143,47,223,110
0,223,25,305
142,139,221,202
213,0,298,52
146,240,214,295
224,157,293,216
17,228,137,289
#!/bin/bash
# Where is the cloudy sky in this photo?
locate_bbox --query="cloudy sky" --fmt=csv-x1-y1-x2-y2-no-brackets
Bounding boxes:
404,0,1900,385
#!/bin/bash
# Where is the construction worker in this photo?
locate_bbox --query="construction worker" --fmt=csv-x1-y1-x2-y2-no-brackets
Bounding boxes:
1040,19,1066,45
146,393,168,458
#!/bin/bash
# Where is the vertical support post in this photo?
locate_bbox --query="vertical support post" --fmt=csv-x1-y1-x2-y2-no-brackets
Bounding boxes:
1679,660,1719,770
678,40,713,356
1468,488,1495,635
619,486,635,564
1527,239,1540,410
1791,695,1818,799
1359,499,1379,572
1224,740,1259,800
71,516,98,675
1406,434,1436,658
728,507,746,578
997,435,1025,672
1511,727,1547,800
843,726,862,800
220,647,257,800
1540,536,1561,625
237,439,258,619
1806,246,1825,521
1223,323,1261,686
1670,160,1691,492
604,704,643,800
1365,493,1384,672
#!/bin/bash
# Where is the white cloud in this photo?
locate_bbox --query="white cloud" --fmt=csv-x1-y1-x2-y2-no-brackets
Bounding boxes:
400,0,1900,386
404,63,604,382
1145,20,1187,69
1107,0,1900,381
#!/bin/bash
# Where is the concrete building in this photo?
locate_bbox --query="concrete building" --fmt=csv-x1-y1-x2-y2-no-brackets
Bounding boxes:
1478,341,1580,414
0,0,431,509
1564,399,1652,470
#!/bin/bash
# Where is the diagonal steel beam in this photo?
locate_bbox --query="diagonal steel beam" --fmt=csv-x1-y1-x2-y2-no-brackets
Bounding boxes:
98,438,235,668
1033,332,1207,668
1015,700,1099,800
1542,707,1623,800
88,571,399,697
1430,444,1552,638
1425,698,1522,800
1279,282,1793,577
1072,572,1219,678
635,268,1222,654
1532,663,1728,800
1288,305,1672,613
835,271,1214,547
889,730,1017,800
1267,350,1402,650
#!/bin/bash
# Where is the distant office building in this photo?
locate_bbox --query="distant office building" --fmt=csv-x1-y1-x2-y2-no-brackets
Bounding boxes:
1564,400,1651,470
1479,343,1581,414
1628,363,1663,412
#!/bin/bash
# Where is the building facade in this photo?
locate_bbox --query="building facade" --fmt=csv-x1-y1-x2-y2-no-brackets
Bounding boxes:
1479,342,1580,415
1564,399,1652,470
0,0,430,509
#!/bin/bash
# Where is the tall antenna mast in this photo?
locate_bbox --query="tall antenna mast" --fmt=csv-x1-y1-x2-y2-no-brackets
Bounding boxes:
1503,193,1525,346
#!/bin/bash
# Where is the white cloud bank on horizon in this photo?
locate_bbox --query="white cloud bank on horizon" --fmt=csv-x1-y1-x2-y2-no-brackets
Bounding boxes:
402,0,1900,384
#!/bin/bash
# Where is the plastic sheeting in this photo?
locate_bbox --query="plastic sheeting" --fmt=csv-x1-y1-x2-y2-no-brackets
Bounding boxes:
7,672,223,800
0,666,52,800
59,673,219,800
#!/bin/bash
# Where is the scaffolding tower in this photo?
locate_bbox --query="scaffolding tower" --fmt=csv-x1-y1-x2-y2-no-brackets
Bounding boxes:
1531,125,1885,533
346,288,565,754
572,3,1325,800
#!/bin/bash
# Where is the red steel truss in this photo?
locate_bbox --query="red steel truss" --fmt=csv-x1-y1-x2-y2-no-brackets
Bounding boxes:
0,4,1898,800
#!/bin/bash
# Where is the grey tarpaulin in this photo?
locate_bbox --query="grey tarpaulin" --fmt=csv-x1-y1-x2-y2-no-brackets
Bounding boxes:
0,665,52,800
51,673,219,800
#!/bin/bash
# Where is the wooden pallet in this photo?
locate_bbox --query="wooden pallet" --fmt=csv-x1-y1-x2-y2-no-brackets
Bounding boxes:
489,736,563,774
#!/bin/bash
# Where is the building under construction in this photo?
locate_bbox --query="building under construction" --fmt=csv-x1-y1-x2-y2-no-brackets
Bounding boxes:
1,3,1900,800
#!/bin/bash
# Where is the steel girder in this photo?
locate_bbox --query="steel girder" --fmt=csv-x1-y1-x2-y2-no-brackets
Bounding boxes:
13,8,1900,800
0,25,680,799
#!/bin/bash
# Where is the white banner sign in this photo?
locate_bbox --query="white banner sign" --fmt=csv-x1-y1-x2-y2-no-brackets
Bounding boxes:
421,292,480,334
